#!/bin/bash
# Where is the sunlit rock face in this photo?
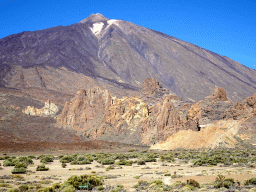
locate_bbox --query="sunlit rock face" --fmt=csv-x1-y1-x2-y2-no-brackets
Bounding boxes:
186,87,233,126
150,119,241,150
23,100,58,116
57,79,187,145
57,78,256,148
225,93,256,120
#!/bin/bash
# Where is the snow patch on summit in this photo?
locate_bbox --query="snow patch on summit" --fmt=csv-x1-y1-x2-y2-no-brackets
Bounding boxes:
107,19,118,25
90,22,104,35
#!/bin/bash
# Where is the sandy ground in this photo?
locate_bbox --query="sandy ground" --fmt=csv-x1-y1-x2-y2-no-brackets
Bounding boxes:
1,153,256,192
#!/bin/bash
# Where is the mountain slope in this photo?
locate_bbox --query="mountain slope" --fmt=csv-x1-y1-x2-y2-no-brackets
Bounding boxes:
0,13,256,102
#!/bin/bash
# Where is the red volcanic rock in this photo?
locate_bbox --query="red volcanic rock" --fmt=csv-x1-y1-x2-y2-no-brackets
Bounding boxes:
57,82,186,145
154,95,184,141
58,83,256,147
57,87,112,131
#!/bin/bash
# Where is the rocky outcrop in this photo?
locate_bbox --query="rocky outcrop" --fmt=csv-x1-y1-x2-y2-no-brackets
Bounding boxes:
57,80,256,148
23,100,58,116
212,87,228,101
187,87,233,126
57,79,188,145
141,78,160,95
225,93,256,120
150,120,241,150
57,87,112,131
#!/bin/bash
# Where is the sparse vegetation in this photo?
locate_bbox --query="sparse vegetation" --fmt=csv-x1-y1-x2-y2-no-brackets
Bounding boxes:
36,165,49,171
3,148,256,191
11,167,26,174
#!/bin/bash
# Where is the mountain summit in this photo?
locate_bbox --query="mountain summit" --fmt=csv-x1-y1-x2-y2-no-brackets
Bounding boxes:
79,13,110,24
0,13,256,102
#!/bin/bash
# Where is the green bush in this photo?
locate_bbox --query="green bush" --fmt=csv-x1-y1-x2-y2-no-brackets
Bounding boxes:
171,174,183,178
140,155,156,162
116,160,133,166
6,189,19,192
137,160,146,165
215,174,225,183
14,162,27,168
11,167,26,174
223,181,231,189
3,160,15,166
70,159,91,165
149,180,163,186
63,174,103,190
98,157,115,165
188,179,200,188
4,156,10,159
60,155,75,163
214,174,235,189
52,183,61,190
0,183,12,188
28,155,36,159
106,165,115,171
38,155,54,164
132,180,149,190
62,163,67,168
19,185,29,191
244,177,256,185
97,185,105,191
36,165,49,171
61,185,76,192
128,149,138,152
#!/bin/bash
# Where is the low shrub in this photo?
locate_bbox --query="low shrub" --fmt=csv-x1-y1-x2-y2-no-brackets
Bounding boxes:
11,167,26,174
97,185,105,191
106,165,115,171
3,160,15,166
60,155,75,163
14,162,27,168
187,179,200,188
149,180,164,186
38,155,54,164
171,174,183,178
214,174,235,189
116,160,133,166
18,185,29,191
62,163,67,168
61,185,76,192
36,165,49,171
52,183,61,190
132,180,149,190
0,183,12,188
244,177,256,185
98,157,115,165
6,189,19,192
62,174,103,190
128,149,138,152
28,155,36,159
137,160,146,165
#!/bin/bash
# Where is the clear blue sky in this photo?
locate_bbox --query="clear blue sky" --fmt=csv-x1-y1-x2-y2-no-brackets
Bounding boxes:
1,0,255,69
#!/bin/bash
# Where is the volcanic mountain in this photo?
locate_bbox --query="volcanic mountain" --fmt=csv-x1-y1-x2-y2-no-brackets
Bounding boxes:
1,13,256,102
